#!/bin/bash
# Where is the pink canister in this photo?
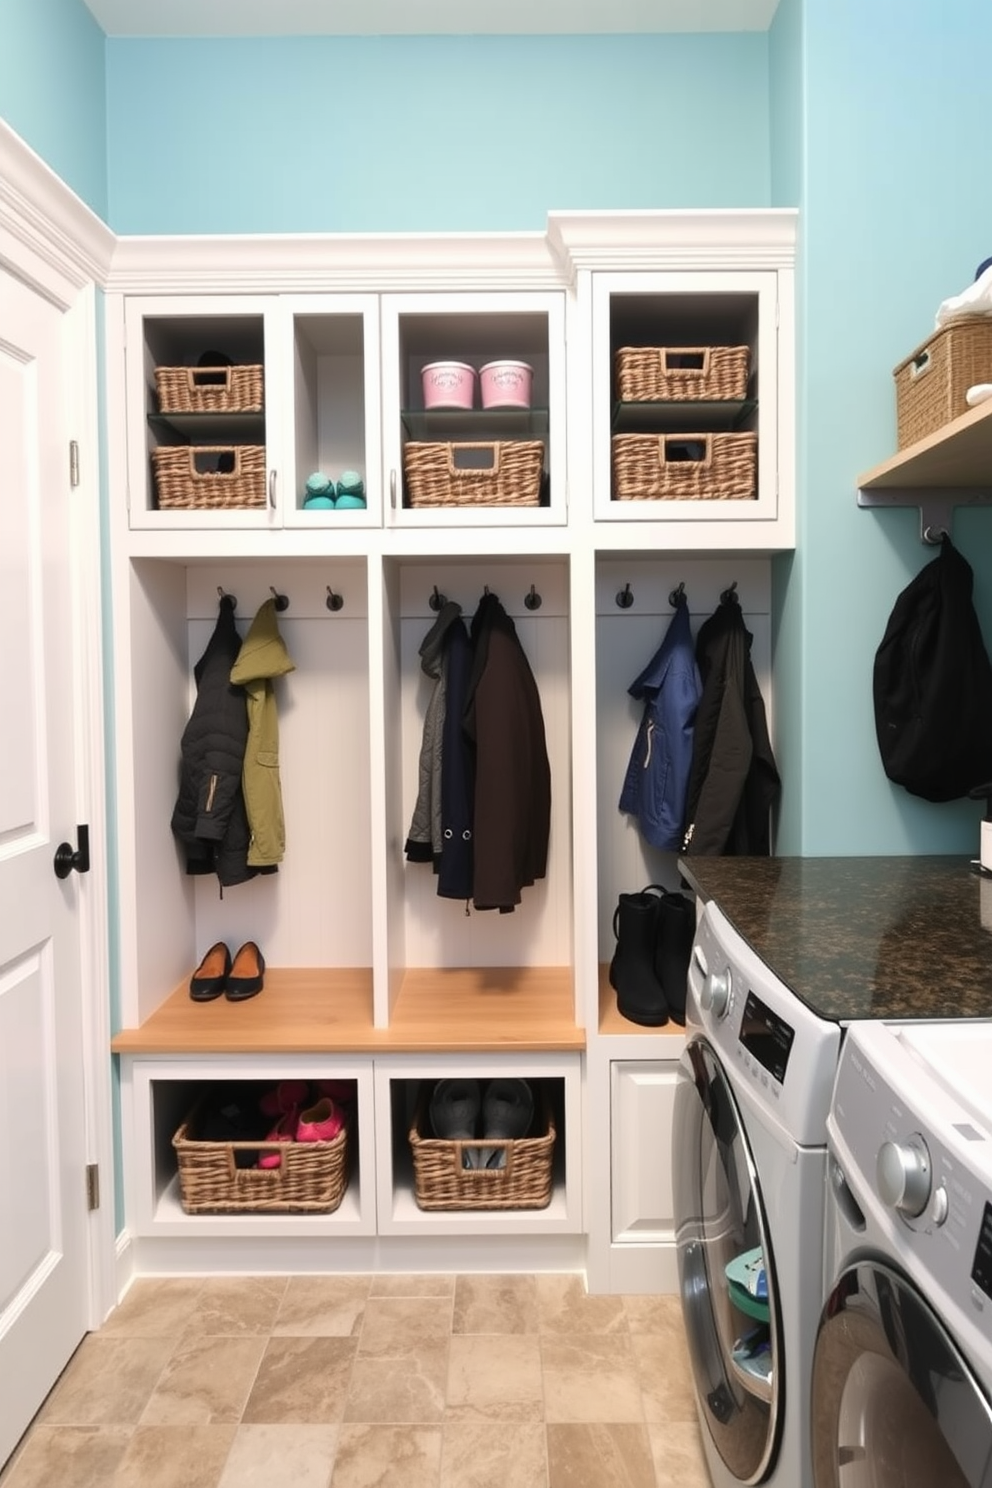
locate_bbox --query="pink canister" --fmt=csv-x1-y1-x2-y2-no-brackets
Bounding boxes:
421,361,476,410
479,360,533,410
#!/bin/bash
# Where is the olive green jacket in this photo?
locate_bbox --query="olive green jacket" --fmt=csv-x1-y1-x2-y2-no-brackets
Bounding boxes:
229,598,296,867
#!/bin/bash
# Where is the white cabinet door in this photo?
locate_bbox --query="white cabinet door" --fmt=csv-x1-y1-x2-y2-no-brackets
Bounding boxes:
277,294,382,531
381,291,568,531
591,270,793,547
610,1060,678,1243
125,295,283,532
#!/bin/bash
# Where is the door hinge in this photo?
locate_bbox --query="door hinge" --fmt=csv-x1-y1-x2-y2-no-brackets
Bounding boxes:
86,1163,100,1211
69,440,80,488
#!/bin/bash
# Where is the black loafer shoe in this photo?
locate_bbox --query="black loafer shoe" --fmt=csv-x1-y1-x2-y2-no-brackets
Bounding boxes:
225,941,265,1001
189,941,232,1001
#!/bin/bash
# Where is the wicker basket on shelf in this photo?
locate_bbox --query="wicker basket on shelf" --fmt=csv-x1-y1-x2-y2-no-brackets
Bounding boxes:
615,345,749,403
152,445,266,510
155,364,264,414
409,1085,555,1211
172,1106,349,1214
893,321,992,449
612,431,757,501
403,440,544,508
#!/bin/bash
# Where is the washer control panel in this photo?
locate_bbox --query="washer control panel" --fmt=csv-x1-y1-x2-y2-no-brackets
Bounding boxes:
830,1020,992,1325
687,900,841,1144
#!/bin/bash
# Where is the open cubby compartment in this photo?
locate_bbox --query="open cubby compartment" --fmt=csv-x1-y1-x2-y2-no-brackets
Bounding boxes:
116,556,374,1034
121,1057,376,1236
384,292,567,526
593,554,773,1036
372,1055,582,1235
372,555,576,1035
591,272,781,525
284,296,381,527
125,300,271,523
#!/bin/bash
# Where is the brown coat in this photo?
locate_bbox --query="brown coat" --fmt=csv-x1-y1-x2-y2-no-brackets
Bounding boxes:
464,593,551,912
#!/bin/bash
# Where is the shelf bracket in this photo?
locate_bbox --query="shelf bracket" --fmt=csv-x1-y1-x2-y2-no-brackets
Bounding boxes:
858,486,992,544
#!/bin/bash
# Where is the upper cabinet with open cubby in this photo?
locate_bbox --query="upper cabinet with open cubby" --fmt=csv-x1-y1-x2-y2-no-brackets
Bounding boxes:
380,291,568,530
549,210,797,550
124,294,382,532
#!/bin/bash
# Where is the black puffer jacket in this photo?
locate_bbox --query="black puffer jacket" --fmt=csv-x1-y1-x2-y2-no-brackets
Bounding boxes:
170,598,257,888
682,594,780,857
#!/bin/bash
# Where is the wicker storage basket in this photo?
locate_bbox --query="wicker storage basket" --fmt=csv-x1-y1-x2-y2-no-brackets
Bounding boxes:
615,345,749,403
403,440,544,508
409,1086,555,1211
893,321,992,449
155,364,264,414
172,1107,349,1214
612,432,757,501
152,445,266,510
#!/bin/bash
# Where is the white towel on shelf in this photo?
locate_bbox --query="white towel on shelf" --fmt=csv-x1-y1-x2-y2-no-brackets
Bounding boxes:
935,263,992,327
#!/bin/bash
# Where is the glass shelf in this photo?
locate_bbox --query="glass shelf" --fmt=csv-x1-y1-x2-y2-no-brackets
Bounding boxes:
612,399,756,434
401,407,550,440
148,411,267,442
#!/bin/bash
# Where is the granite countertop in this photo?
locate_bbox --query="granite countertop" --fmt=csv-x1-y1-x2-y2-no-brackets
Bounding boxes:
677,855,992,1022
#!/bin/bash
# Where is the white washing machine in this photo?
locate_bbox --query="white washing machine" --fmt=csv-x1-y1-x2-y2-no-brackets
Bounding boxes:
814,1019,992,1486
674,899,842,1488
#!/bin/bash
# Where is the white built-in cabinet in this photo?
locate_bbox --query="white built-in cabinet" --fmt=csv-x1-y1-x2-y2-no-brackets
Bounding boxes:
107,211,796,1288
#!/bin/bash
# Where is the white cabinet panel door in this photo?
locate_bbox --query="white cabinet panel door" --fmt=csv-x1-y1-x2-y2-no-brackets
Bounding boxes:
611,1061,678,1243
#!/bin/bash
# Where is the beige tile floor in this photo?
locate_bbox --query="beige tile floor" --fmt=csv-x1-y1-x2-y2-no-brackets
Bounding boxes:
0,1273,710,1488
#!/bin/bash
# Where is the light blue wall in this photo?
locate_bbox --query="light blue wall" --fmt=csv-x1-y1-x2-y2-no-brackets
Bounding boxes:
795,0,992,853
0,0,107,217
104,34,770,233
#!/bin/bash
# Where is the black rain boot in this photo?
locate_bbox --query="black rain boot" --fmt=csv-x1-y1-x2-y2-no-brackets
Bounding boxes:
654,891,696,1026
609,886,669,1026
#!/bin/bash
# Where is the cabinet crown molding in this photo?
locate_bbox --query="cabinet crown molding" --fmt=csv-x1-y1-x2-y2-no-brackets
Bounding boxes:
547,208,798,282
107,230,564,295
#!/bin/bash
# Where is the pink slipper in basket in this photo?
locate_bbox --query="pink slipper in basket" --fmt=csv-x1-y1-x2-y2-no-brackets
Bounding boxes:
257,1108,299,1169
296,1096,344,1143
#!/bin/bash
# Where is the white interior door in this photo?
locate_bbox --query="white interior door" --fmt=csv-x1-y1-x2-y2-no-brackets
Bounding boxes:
0,270,90,1466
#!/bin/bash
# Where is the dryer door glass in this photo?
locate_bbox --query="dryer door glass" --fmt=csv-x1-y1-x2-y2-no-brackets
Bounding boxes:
673,1035,781,1484
811,1261,992,1488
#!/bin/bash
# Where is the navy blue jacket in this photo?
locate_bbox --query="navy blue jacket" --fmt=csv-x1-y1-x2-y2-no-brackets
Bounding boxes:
619,596,701,850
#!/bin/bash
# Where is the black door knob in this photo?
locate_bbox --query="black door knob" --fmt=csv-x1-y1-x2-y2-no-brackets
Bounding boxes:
54,824,90,880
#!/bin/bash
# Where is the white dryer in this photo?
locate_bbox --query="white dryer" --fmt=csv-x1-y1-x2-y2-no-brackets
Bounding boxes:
674,900,842,1488
814,1019,992,1487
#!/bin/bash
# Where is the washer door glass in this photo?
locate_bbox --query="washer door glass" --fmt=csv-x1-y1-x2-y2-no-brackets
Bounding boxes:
674,1035,781,1485
812,1261,992,1488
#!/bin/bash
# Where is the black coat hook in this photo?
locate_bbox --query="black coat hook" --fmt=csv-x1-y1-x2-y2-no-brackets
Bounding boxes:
616,582,634,610
720,580,739,605
326,585,344,613
524,584,542,611
669,581,686,608
429,585,447,612
270,586,289,612
217,586,237,612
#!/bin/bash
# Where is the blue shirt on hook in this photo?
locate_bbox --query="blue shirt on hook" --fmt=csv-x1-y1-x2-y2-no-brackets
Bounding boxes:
618,596,702,851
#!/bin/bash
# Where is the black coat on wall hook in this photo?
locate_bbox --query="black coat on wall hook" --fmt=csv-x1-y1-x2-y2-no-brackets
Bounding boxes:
217,586,237,612
720,580,739,605
524,584,542,611
616,582,634,609
326,585,344,613
429,585,447,612
270,586,290,612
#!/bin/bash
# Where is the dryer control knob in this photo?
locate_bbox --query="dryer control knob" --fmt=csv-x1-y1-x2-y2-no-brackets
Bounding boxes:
701,968,732,1019
930,1185,949,1228
877,1136,932,1218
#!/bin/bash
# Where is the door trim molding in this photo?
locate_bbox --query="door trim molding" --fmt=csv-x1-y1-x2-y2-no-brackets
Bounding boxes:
0,119,115,300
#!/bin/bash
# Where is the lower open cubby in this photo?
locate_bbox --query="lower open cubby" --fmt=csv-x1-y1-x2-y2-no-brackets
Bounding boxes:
119,1050,583,1249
